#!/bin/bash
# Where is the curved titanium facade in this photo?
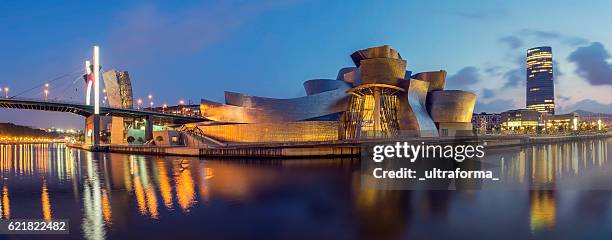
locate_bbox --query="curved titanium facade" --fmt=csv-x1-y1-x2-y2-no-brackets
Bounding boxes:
412,70,446,92
350,45,402,67
404,79,438,137
192,45,478,143
360,58,407,85
194,121,339,142
336,67,358,82
426,90,476,123
303,79,351,96
201,88,349,124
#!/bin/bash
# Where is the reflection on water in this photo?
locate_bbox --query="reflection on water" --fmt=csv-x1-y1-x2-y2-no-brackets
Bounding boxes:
493,139,609,189
530,191,555,233
2,185,9,219
0,139,610,239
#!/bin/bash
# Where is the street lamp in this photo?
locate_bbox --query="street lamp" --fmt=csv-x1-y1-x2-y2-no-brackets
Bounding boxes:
148,94,153,110
4,87,8,98
43,83,50,101
137,98,143,110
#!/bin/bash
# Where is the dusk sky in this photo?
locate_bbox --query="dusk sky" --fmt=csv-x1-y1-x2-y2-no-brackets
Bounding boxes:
1,0,612,129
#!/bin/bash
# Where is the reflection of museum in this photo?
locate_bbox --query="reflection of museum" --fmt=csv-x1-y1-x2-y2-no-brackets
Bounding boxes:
188,45,477,143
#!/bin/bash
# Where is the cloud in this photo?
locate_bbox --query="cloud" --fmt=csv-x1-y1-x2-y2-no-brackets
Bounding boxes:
519,29,588,46
503,68,523,88
474,99,516,113
558,95,571,101
107,1,294,66
553,60,563,77
558,99,612,114
502,55,525,87
446,66,481,90
568,42,612,86
455,8,509,21
481,88,495,98
499,36,523,50
484,66,502,76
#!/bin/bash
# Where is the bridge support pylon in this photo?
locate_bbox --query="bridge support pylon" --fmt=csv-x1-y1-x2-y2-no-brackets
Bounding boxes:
145,115,153,142
85,115,101,146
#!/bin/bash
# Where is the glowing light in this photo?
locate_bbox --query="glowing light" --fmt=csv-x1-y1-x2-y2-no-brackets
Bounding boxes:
530,192,556,232
174,160,196,212
145,184,159,219
101,189,112,224
41,180,52,222
598,119,603,130
2,185,9,219
133,176,147,216
156,160,173,209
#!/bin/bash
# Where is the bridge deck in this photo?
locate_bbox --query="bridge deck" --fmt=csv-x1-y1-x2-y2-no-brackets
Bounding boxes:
0,98,208,123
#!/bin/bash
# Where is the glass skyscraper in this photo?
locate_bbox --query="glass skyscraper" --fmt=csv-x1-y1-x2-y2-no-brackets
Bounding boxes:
526,46,555,114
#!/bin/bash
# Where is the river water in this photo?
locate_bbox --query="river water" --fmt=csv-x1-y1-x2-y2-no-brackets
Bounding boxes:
0,138,610,239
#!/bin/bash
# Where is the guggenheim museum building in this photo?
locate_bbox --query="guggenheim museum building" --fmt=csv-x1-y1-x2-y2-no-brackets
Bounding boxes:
187,45,476,143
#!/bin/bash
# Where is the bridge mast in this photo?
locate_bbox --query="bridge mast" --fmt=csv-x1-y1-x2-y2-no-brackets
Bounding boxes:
89,46,101,146
93,46,100,115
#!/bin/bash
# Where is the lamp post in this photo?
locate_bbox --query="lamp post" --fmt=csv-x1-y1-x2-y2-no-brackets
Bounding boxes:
44,83,49,101
148,94,153,110
179,100,186,115
137,99,143,110
4,87,8,98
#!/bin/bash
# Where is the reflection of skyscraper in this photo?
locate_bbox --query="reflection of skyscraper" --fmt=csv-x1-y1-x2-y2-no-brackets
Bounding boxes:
526,47,555,114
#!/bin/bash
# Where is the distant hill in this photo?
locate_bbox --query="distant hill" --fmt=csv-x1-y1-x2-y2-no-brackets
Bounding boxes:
572,110,612,117
0,123,59,138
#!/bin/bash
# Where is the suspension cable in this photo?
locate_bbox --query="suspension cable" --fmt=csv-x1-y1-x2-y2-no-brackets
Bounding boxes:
11,68,82,98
